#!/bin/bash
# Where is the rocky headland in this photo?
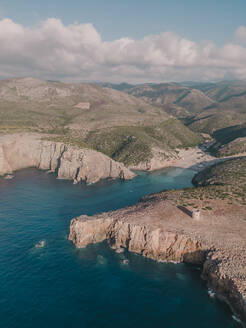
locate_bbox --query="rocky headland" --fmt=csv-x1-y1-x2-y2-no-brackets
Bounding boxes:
0,133,135,184
69,158,246,325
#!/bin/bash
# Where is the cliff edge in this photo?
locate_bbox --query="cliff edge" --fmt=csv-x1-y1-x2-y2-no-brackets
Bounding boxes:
0,133,135,184
69,192,246,324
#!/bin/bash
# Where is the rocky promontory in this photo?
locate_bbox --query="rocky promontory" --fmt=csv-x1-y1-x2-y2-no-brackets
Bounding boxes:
0,133,135,184
69,189,246,324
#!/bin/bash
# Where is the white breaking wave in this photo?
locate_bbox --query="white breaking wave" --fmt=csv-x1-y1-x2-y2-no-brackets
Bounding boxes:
208,288,216,298
35,240,46,248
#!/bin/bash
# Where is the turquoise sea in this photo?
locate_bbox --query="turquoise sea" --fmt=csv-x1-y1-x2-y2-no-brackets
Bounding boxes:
0,168,239,328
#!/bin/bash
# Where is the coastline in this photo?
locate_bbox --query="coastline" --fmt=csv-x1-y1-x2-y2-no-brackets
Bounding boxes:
1,132,246,324
129,146,246,173
0,133,135,184
69,191,246,325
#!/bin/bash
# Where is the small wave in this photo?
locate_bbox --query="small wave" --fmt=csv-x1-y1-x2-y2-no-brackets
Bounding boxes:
208,288,216,298
121,259,129,265
4,174,14,180
115,247,125,254
232,315,241,324
35,240,46,248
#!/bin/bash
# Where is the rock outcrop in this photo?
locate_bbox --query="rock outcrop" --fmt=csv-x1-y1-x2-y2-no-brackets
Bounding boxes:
69,194,246,325
0,133,135,184
69,216,205,264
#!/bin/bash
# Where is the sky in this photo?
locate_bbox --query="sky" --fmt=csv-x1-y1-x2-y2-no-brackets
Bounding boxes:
0,0,246,83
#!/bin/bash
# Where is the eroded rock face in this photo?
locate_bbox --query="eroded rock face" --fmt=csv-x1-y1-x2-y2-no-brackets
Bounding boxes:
69,196,246,325
0,134,135,184
69,216,205,264
202,255,246,324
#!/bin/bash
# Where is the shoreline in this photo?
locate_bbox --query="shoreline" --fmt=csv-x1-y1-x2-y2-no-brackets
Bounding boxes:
0,133,135,184
130,146,246,174
1,141,245,325
69,191,246,325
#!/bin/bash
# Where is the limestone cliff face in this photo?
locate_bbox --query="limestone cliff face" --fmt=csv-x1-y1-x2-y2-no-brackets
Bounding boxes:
68,199,246,325
0,134,135,183
69,216,206,264
202,256,246,324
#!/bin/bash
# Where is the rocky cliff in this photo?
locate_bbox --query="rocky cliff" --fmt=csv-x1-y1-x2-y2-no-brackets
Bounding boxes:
0,133,135,184
69,216,205,264
69,194,246,325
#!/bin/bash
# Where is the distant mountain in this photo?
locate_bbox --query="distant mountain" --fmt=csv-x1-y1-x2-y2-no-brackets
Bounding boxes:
103,82,215,118
104,81,246,129
123,83,214,113
186,81,246,136
98,82,135,91
103,80,246,157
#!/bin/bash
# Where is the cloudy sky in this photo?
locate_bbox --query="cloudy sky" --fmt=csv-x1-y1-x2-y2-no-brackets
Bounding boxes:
0,0,246,83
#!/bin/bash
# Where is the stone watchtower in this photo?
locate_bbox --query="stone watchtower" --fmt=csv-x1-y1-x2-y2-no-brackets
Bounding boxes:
192,209,201,220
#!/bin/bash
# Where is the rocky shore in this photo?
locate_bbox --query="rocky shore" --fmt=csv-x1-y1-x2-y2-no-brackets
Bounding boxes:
69,192,246,325
0,133,135,184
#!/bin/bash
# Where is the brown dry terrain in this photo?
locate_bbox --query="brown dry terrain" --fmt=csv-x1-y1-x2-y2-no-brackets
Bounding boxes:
0,77,202,168
105,80,246,158
69,158,246,324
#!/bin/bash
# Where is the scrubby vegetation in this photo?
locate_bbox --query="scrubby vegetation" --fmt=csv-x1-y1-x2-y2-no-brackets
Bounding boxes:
0,77,169,136
160,157,246,211
214,138,246,157
207,123,246,157
85,119,202,165
190,158,246,205
43,135,89,149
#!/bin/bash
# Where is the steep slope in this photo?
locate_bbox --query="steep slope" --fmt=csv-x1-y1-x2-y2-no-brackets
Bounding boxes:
86,119,202,169
206,123,246,156
189,80,246,102
0,77,203,171
214,137,246,157
106,81,246,144
105,82,215,117
186,109,246,134
69,158,246,323
185,81,246,136
0,77,168,135
0,133,135,183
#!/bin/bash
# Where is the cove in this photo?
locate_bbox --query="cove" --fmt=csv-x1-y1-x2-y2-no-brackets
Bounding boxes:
0,168,239,328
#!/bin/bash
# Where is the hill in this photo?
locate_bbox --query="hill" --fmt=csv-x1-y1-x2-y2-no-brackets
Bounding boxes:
106,81,246,134
192,157,246,206
85,119,202,167
109,82,215,118
105,81,246,157
0,77,202,169
0,77,169,135
185,81,246,135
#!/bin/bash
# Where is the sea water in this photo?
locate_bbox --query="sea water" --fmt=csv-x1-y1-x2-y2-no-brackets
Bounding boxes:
0,168,239,327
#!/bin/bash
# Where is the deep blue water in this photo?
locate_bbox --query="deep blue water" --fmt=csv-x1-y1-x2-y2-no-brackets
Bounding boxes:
0,168,239,328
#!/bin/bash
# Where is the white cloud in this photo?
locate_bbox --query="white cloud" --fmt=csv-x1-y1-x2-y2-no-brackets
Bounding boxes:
0,18,245,82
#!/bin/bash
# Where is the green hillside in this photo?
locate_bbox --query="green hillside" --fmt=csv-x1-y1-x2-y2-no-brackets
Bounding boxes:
86,119,202,165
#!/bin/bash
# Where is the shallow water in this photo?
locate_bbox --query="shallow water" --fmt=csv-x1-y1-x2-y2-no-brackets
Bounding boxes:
0,168,239,327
